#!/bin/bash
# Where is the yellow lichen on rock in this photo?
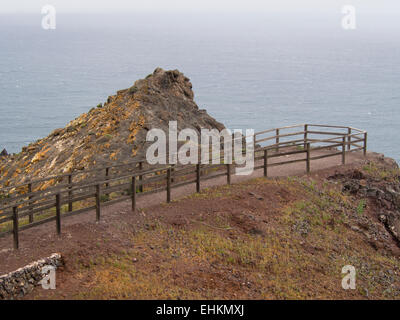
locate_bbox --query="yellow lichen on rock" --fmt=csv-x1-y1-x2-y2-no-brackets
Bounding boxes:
40,179,55,191
110,152,118,161
127,115,145,144
31,146,51,164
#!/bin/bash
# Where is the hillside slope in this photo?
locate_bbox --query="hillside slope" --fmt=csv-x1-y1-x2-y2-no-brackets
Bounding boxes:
0,68,224,189
7,154,400,300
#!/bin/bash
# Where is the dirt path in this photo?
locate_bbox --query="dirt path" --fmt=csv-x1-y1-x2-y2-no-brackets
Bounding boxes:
127,149,366,212
0,149,368,274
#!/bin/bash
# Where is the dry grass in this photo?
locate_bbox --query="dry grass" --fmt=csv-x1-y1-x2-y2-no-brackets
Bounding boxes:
22,159,400,300
68,175,400,300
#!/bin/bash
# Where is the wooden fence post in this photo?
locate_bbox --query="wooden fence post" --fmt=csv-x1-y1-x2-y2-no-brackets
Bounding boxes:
56,193,61,235
12,206,19,250
68,174,73,212
276,129,280,152
347,128,352,151
196,164,201,193
227,164,231,185
264,149,268,177
306,143,311,173
342,137,346,165
105,167,110,199
171,165,175,183
304,124,308,149
167,168,171,203
28,183,33,223
95,184,101,221
131,176,136,211
139,161,144,193
363,132,367,156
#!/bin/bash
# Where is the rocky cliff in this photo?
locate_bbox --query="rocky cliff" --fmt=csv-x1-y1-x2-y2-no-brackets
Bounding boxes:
0,68,224,190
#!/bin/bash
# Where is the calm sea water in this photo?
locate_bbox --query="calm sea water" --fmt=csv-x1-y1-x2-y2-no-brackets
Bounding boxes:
0,13,399,161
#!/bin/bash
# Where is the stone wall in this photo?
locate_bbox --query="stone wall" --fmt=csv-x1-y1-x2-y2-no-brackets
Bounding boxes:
0,253,63,299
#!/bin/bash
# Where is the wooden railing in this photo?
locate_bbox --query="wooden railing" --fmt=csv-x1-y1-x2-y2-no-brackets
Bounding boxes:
0,124,367,249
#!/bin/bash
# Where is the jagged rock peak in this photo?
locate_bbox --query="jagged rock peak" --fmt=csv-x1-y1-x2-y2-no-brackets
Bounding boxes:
0,68,224,190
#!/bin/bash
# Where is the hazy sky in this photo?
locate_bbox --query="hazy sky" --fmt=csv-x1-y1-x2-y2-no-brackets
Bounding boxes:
0,0,398,14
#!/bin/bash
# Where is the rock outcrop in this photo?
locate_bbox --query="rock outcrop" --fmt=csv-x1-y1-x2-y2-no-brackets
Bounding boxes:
329,155,400,251
0,68,225,190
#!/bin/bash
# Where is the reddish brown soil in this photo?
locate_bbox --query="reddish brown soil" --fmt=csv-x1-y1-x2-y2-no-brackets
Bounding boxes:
2,150,397,300
0,149,366,274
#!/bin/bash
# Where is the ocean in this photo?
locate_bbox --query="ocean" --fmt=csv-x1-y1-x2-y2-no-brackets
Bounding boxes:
0,12,399,161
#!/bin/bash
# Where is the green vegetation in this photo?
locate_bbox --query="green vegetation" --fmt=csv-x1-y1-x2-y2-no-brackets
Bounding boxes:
128,85,139,95
362,162,400,182
104,134,113,140
356,199,367,215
